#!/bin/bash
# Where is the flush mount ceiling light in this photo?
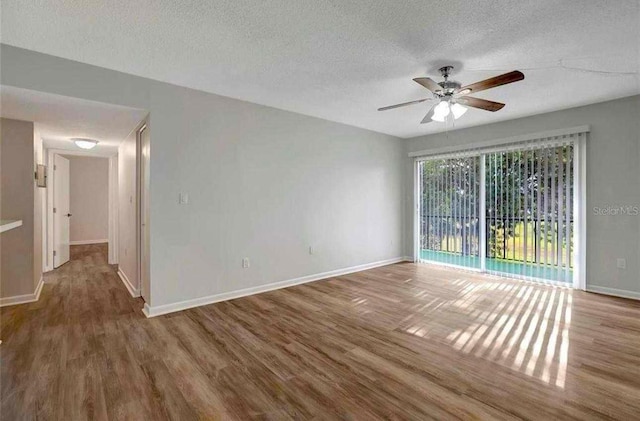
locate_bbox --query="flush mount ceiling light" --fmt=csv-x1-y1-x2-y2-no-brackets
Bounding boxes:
72,138,99,149
378,65,524,124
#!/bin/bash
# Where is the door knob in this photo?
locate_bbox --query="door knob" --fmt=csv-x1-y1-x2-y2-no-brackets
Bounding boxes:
67,213,72,217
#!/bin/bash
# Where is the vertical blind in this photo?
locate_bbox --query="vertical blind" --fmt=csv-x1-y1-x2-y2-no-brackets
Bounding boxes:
484,138,574,283
417,133,581,285
418,151,480,269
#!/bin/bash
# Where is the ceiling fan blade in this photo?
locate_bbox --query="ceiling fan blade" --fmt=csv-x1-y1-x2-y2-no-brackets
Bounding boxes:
413,77,443,94
420,103,436,124
457,70,524,95
458,96,505,112
378,98,430,111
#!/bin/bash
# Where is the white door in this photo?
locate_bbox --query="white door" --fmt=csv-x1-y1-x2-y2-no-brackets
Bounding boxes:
140,126,151,301
54,154,71,267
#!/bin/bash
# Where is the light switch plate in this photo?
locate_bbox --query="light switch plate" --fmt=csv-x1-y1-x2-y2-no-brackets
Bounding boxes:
616,258,626,269
179,193,189,204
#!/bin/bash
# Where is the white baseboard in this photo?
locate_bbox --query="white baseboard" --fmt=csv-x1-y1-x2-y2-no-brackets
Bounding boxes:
144,256,407,318
70,239,108,245
117,269,140,298
0,276,44,307
586,285,640,301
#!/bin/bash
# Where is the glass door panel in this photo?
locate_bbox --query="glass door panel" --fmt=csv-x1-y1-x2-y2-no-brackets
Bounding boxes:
418,156,481,269
485,145,573,284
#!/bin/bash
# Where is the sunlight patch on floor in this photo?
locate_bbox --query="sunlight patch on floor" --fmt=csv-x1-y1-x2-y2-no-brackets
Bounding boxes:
402,275,572,389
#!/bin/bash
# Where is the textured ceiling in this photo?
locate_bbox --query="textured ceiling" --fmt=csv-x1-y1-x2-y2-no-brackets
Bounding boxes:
0,86,148,155
1,0,639,138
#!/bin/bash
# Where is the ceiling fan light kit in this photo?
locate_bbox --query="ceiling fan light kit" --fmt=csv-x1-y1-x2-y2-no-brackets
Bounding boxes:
431,101,450,122
378,66,524,125
450,102,468,119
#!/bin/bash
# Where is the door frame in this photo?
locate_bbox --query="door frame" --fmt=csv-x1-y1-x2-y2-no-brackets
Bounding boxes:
45,148,119,272
136,124,150,303
412,126,588,290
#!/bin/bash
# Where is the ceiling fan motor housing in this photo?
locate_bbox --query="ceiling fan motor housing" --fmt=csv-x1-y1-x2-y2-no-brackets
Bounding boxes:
437,66,461,95
438,80,462,95
439,65,454,78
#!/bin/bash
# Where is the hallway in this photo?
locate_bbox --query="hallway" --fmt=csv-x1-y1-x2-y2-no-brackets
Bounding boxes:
0,244,142,419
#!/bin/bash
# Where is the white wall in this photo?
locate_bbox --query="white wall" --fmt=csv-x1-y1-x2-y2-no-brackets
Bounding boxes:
404,95,640,297
66,156,109,243
1,45,405,311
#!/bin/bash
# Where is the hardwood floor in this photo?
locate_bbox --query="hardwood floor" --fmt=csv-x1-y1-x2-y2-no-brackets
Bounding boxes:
2,244,640,420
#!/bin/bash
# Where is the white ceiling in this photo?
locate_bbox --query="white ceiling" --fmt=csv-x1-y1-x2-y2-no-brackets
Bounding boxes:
1,0,638,138
0,86,148,155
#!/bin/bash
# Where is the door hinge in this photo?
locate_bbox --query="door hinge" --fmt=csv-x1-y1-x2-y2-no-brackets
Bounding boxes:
54,164,57,170
53,207,57,213
53,250,57,257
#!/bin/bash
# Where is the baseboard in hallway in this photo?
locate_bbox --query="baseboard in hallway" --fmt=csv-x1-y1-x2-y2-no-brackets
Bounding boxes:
70,239,108,245
0,276,44,307
117,269,140,298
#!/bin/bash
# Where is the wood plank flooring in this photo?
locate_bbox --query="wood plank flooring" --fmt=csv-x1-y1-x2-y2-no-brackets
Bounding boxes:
2,244,640,420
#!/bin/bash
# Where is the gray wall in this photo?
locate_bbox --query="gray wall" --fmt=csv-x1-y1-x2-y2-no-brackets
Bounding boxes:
404,95,640,295
67,156,109,243
0,118,37,298
0,45,405,309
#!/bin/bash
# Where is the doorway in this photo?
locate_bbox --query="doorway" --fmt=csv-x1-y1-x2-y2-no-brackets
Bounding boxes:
49,151,115,268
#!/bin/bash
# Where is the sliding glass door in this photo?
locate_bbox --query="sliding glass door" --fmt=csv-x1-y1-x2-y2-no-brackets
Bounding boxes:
416,138,579,285
418,154,481,269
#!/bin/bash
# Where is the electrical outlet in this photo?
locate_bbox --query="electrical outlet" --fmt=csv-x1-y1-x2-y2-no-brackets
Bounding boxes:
242,257,250,268
616,258,626,269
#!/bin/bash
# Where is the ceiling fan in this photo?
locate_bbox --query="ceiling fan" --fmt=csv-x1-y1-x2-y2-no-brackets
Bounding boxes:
378,66,524,124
